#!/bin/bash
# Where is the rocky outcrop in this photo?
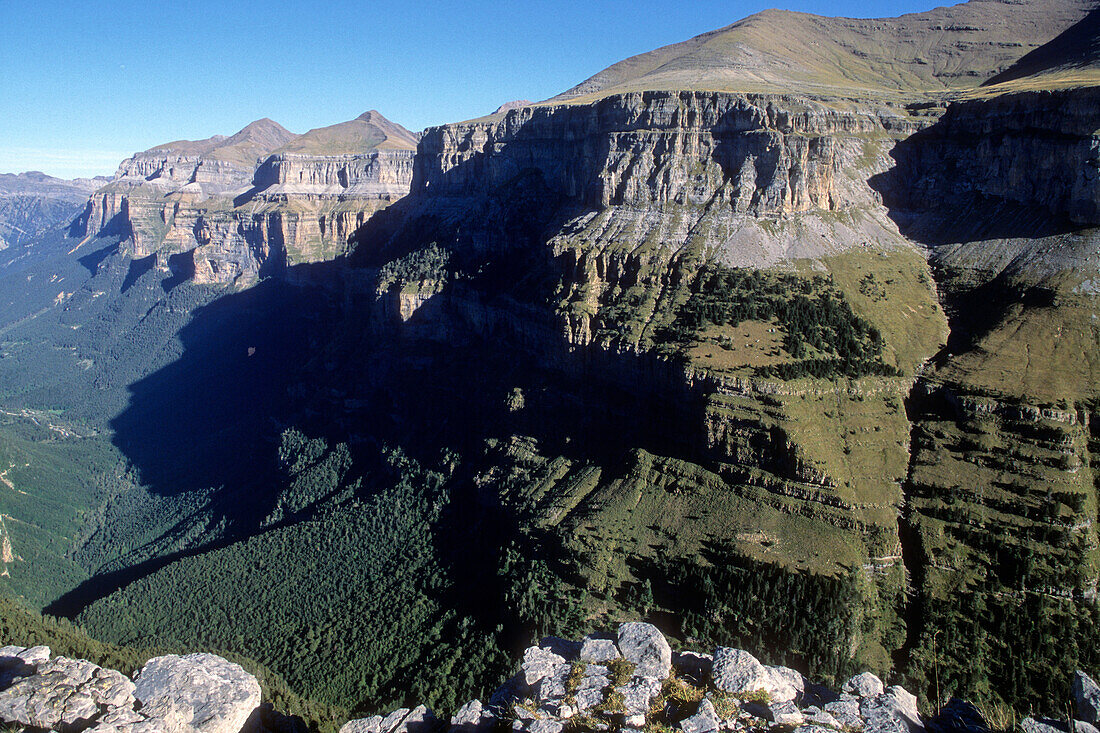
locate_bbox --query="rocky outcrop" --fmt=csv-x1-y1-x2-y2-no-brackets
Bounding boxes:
76,114,416,284
0,646,260,733
435,623,931,733
5,623,1100,733
132,654,262,733
414,91,915,219
885,87,1100,228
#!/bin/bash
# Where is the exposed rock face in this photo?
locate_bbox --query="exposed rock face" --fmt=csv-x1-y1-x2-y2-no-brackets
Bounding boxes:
340,705,440,733
449,700,494,733
76,113,416,284
1076,672,1100,725
415,91,905,221
2,625,1096,733
886,87,1100,227
844,672,885,700
328,0,1100,711
455,624,933,733
132,654,261,733
0,647,260,733
615,622,672,679
25,0,1100,722
0,654,135,732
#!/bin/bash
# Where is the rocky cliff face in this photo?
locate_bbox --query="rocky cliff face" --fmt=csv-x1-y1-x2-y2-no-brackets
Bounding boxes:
334,0,1100,708
888,87,1100,229
19,0,1100,721
341,84,950,683
77,114,416,284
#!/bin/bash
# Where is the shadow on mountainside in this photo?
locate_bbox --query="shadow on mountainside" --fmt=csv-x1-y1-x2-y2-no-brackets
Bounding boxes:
868,105,1090,356
59,111,721,621
982,7,1100,87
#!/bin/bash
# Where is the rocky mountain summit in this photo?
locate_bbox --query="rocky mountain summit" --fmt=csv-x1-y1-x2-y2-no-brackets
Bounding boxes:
4,624,1100,733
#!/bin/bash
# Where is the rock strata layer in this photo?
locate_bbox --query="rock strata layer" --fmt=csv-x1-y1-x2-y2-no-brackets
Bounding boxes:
76,113,417,284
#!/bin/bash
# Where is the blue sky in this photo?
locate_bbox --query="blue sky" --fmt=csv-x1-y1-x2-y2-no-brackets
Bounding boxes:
1,0,950,179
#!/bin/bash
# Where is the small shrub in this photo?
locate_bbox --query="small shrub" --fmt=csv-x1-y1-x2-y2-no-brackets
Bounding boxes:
607,658,635,687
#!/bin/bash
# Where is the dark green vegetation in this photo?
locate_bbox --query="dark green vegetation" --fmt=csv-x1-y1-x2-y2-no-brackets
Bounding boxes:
4,13,1100,723
0,221,904,721
661,266,895,379
662,547,863,681
0,595,345,732
376,242,452,292
3,195,1098,728
77,436,510,716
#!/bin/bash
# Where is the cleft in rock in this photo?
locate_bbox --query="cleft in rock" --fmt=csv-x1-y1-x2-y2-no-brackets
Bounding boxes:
673,652,713,683
615,675,663,728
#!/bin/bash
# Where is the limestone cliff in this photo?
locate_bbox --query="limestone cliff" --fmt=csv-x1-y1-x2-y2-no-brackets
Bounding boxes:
23,0,1100,719
77,113,416,284
337,0,1100,699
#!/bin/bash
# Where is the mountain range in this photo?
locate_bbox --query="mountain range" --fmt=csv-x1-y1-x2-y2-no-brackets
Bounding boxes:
0,0,1098,728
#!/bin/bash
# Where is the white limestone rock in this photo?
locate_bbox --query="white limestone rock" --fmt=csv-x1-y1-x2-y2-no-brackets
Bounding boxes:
616,675,663,727
521,647,566,688
681,699,719,733
712,649,774,699
0,655,137,733
767,700,804,727
1076,672,1100,725
133,653,261,733
824,697,864,731
843,672,886,700
616,623,672,680
860,686,923,733
579,637,621,664
450,700,495,733
340,717,384,733
768,666,805,702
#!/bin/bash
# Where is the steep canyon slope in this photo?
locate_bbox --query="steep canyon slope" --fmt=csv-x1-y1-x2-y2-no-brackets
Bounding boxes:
0,0,1098,724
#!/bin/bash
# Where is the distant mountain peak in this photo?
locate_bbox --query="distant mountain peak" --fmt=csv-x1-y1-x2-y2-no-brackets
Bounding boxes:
144,118,298,168
274,110,418,155
493,100,532,114
548,0,1096,101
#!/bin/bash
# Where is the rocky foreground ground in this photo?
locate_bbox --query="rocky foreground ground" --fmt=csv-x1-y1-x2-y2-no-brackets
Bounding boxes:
0,623,1098,733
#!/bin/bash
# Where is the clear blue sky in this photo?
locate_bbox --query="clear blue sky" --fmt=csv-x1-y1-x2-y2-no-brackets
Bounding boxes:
1,0,951,179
